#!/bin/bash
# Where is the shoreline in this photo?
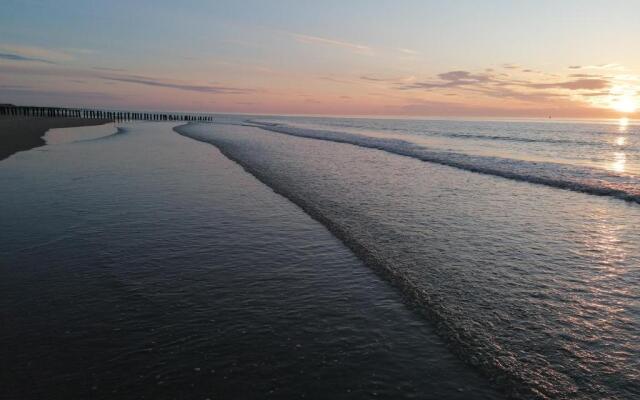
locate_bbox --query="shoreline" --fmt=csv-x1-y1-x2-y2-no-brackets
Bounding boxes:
173,123,518,397
173,121,640,400
0,116,112,161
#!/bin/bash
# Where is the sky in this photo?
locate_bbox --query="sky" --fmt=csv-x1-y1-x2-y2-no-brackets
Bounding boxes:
1,0,639,118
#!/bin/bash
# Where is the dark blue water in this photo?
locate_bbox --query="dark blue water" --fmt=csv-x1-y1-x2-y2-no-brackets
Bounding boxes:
0,122,502,399
177,121,640,400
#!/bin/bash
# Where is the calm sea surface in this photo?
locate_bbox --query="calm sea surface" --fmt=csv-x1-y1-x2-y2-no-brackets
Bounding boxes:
2,116,639,399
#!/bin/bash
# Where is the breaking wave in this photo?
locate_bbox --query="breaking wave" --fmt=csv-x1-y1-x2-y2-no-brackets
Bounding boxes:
245,120,640,204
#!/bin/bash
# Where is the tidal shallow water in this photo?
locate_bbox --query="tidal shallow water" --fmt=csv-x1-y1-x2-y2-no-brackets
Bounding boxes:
178,122,640,400
0,122,502,399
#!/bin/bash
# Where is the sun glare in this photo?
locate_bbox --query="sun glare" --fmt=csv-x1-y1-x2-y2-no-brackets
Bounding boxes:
613,95,637,113
608,85,638,114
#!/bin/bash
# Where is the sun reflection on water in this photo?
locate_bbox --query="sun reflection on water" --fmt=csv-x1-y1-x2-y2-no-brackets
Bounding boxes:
613,118,627,147
618,117,629,132
561,205,635,393
610,152,626,173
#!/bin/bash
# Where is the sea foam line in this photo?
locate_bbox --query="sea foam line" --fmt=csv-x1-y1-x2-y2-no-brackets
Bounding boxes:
245,121,640,205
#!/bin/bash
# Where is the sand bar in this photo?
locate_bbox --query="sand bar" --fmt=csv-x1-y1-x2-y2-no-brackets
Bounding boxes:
0,116,111,161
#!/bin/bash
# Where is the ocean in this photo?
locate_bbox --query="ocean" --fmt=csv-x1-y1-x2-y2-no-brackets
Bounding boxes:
243,116,640,203
2,116,639,399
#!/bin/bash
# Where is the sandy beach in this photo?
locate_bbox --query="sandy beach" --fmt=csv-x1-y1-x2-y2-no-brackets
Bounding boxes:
0,116,111,161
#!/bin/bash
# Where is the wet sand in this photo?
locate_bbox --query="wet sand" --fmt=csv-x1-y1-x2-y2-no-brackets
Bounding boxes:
0,117,111,161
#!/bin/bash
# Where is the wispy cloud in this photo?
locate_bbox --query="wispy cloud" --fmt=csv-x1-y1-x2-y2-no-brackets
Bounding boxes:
568,63,623,71
398,70,492,90
467,85,564,102
291,33,372,55
218,39,259,48
0,52,56,64
0,44,75,63
524,78,610,90
398,48,419,55
0,63,257,96
361,75,416,84
360,75,395,82
502,63,520,70
0,85,122,101
100,74,257,94
568,73,609,78
62,48,96,55
92,66,128,72
319,76,359,84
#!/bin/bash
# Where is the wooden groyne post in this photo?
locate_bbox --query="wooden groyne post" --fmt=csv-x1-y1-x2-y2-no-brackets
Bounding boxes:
0,105,214,123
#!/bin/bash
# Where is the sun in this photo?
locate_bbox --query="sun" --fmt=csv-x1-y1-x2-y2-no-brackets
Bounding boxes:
612,94,637,113
608,84,638,113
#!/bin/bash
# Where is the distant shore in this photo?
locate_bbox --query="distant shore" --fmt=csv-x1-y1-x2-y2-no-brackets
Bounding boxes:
0,116,112,161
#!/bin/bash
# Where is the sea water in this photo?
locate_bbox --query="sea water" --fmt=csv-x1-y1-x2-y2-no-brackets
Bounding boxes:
1,122,501,399
178,116,639,400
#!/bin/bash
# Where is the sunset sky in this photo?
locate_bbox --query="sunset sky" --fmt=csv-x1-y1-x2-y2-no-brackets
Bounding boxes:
1,0,639,118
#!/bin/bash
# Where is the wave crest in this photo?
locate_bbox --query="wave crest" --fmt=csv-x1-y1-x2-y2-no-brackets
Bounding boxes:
246,120,640,204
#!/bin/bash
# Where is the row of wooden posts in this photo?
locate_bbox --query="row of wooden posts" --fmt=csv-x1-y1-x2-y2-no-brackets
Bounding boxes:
0,105,213,122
